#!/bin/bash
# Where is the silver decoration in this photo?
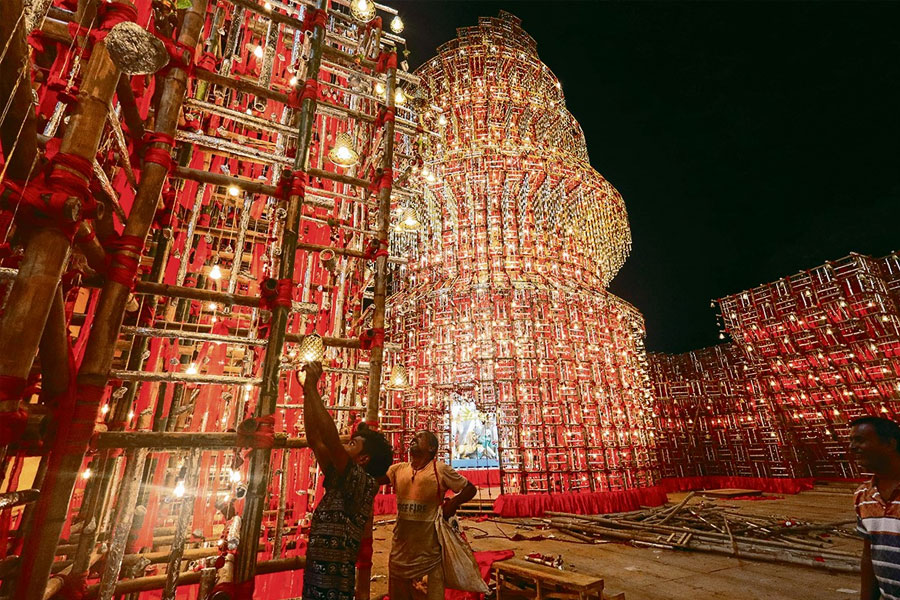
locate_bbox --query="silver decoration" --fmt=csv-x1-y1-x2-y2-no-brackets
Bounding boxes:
23,0,53,34
105,22,169,76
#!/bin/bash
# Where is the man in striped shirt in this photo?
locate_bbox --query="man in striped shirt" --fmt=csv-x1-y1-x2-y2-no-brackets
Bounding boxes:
851,416,900,600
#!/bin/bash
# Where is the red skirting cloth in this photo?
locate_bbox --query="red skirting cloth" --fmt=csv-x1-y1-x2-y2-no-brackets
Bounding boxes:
492,485,668,518
657,476,815,495
456,468,501,487
374,493,397,515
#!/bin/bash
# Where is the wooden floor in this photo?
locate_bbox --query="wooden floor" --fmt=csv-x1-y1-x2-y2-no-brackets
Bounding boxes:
370,482,862,600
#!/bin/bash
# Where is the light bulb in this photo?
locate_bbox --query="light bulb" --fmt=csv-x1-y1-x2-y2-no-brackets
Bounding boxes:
289,76,298,86
390,15,404,33
228,185,240,197
229,468,241,483
394,88,406,105
209,264,222,280
263,1,271,8
174,480,186,498
101,404,110,415
374,81,386,96
253,45,264,58
127,411,134,420
244,383,253,391
82,468,92,480
327,132,359,167
351,0,375,21
186,363,198,374
208,302,217,311
438,114,447,126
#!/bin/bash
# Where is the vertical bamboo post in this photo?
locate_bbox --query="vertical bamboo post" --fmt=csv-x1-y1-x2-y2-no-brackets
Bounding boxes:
161,449,198,600
0,0,39,179
13,3,208,598
272,450,288,557
233,0,327,587
365,63,397,425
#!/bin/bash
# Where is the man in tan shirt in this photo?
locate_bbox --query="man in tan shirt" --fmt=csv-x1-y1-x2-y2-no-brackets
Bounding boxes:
385,431,477,600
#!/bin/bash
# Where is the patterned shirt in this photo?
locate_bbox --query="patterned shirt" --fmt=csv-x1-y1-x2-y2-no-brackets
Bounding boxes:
856,477,900,600
303,462,377,600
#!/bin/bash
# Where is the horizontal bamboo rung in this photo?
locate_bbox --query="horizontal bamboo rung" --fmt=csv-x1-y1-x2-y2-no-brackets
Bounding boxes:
93,431,349,449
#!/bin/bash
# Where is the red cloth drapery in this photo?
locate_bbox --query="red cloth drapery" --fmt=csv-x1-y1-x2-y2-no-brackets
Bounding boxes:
455,468,501,488
492,485,669,518
657,476,815,495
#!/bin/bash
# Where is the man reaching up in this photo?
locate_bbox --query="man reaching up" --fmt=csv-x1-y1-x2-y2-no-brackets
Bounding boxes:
301,362,393,600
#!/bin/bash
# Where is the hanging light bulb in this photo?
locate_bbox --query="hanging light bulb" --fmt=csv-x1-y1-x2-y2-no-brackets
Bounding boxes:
351,0,376,22
289,76,298,86
327,132,359,167
173,480,186,498
399,206,420,231
186,363,198,374
374,81,386,96
208,302,217,311
209,264,222,280
438,114,447,126
298,333,325,364
390,15,404,33
394,87,406,105
228,185,240,197
229,468,241,483
101,404,110,415
388,364,408,389
82,468,92,480
253,44,264,58
263,1,271,9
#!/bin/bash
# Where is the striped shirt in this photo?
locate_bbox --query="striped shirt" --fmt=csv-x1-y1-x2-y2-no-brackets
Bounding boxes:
856,478,900,600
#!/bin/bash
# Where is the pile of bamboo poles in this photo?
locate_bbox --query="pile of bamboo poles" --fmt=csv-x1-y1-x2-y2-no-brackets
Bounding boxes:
541,493,860,573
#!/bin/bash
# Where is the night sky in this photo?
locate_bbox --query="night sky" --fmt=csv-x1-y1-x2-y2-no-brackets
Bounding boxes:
391,1,900,354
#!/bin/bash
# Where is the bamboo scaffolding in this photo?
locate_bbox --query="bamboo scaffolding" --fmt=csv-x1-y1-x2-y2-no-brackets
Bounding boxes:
12,3,209,597
0,0,39,178
92,431,347,449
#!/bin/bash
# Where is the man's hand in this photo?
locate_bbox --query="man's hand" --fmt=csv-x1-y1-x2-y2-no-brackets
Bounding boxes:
442,497,460,519
302,361,323,390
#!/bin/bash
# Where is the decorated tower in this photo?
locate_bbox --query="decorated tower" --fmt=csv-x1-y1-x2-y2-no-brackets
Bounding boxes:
389,12,658,495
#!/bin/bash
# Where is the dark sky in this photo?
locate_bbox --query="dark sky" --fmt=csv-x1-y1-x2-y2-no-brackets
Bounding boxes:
390,1,900,354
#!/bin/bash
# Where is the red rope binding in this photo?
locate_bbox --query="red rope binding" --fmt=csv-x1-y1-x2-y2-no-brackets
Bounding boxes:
236,415,276,449
103,234,145,289
141,132,176,172
374,106,395,128
211,578,255,600
359,327,385,350
275,169,307,201
375,50,397,74
260,278,294,311
288,78,319,107
302,7,327,31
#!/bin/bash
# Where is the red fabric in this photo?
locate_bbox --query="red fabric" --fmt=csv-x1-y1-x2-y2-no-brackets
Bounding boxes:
492,485,669,518
355,535,373,569
260,278,293,311
446,550,515,600
156,35,195,77
454,469,501,488
358,327,385,350
236,415,276,449
141,132,176,172
212,578,255,600
658,476,816,495
57,571,88,600
64,1,136,45
102,234,144,289
375,106,395,128
302,8,327,31
373,493,397,515
365,16,382,32
375,50,397,74
58,385,104,454
276,170,307,201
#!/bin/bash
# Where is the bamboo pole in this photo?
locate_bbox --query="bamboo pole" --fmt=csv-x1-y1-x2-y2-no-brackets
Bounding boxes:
365,63,397,424
13,3,208,598
0,0,39,179
233,0,326,587
161,449,198,600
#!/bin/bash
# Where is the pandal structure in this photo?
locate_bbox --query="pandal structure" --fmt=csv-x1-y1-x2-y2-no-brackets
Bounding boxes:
0,0,426,597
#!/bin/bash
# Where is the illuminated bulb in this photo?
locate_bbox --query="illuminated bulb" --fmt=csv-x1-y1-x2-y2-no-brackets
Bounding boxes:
186,363,198,374
327,132,359,167
263,1,271,8
228,185,240,197
209,264,222,280
208,302,217,311
425,171,436,183
399,207,420,231
127,411,134,420
245,383,253,391
390,15,404,33
351,0,375,21
289,349,297,358
229,468,241,483
289,76,298,86
298,333,325,363
174,480,186,498
101,404,110,415
253,45,264,58
438,114,447,126
394,88,406,105
82,468,92,480
374,81,386,96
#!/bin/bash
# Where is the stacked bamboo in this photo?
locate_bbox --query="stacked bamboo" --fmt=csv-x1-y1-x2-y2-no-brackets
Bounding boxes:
542,494,860,573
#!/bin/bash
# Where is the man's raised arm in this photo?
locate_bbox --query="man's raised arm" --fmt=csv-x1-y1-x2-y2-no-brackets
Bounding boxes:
303,362,350,474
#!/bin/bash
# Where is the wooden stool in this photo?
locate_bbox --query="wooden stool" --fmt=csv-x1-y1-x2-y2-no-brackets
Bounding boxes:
492,557,624,600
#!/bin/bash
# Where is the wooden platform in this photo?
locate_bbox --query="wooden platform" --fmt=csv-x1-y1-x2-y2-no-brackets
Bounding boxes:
493,557,623,600
699,488,763,498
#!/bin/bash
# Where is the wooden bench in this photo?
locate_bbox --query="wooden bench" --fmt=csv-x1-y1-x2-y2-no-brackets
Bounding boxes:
493,557,624,600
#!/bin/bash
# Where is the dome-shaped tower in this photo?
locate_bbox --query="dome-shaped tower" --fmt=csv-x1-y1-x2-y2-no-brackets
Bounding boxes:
390,12,657,495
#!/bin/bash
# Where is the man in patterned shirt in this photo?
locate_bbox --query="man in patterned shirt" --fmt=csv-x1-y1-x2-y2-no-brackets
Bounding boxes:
302,362,393,600
850,416,900,600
